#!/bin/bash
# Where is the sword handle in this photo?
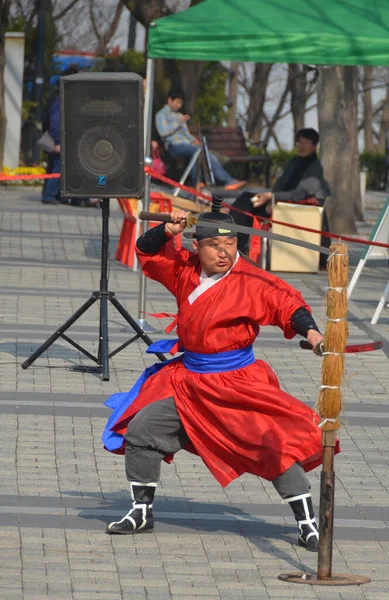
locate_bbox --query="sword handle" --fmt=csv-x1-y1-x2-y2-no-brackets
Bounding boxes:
300,340,325,355
139,212,171,222
139,212,196,228
300,341,312,350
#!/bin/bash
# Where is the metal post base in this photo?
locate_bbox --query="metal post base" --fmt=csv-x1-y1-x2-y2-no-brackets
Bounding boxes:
121,319,162,334
278,573,371,586
136,319,161,333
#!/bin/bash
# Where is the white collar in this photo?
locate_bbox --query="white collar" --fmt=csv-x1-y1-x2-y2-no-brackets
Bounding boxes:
188,254,239,305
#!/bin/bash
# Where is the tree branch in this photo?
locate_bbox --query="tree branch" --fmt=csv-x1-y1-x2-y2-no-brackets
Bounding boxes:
89,0,100,42
263,74,291,147
53,0,81,21
101,0,124,47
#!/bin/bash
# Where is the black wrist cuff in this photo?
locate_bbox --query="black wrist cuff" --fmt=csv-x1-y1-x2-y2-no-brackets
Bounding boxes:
291,306,320,338
136,223,171,253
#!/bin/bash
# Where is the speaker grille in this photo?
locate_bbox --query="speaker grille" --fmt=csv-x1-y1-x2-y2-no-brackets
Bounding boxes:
78,124,126,177
60,73,144,198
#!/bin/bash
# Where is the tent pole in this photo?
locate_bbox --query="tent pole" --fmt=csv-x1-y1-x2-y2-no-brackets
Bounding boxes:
137,58,159,333
143,57,154,156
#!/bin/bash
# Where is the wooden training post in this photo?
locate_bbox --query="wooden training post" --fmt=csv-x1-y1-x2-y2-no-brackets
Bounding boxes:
279,242,371,586
316,242,348,579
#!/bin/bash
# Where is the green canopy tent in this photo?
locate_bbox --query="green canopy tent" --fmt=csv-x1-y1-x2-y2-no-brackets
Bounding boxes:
148,0,389,65
139,0,389,587
144,0,389,146
144,0,389,170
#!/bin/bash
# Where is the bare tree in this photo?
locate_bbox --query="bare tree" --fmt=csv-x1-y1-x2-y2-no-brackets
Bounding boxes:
53,0,81,21
121,0,171,34
262,70,291,148
344,66,363,221
318,66,361,234
289,64,307,137
245,63,272,142
89,0,124,56
363,66,375,151
120,0,205,110
378,84,389,153
0,0,12,170
226,62,239,127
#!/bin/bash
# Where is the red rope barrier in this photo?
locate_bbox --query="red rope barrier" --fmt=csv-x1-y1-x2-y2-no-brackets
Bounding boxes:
0,173,60,181
145,167,389,251
144,167,214,202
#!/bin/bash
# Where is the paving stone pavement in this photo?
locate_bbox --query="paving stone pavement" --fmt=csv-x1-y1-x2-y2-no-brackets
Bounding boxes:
0,187,389,600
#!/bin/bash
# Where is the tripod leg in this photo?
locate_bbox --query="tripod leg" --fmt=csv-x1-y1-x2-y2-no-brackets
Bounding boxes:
109,295,167,362
21,295,98,369
100,293,110,381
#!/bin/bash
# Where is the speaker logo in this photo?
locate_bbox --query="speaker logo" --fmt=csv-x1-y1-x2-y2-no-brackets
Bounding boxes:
98,175,107,186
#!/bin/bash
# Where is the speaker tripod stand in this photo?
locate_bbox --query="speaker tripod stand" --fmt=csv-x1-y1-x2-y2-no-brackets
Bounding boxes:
21,199,166,381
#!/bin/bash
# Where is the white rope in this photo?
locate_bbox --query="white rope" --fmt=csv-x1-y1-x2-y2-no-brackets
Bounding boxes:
327,251,347,260
325,316,346,322
322,351,343,356
325,286,345,293
320,385,340,389
318,418,338,428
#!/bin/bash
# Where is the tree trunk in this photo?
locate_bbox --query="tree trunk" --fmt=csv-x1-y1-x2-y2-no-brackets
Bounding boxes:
289,64,306,138
121,1,168,28
378,85,389,153
246,63,272,141
318,66,358,234
363,66,374,152
227,62,239,127
0,0,11,170
344,66,363,221
179,61,204,115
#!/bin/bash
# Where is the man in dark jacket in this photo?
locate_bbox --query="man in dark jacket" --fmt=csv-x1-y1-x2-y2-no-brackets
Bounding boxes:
232,128,330,253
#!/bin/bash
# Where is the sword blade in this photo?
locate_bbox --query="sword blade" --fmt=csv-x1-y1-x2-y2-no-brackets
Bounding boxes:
138,212,330,255
300,340,383,353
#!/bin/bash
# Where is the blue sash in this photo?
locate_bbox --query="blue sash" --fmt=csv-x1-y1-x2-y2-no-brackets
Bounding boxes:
102,340,255,451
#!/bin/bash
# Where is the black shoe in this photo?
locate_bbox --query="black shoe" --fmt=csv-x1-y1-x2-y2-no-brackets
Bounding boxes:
286,492,319,553
41,199,58,205
298,524,319,552
106,507,154,535
106,481,157,535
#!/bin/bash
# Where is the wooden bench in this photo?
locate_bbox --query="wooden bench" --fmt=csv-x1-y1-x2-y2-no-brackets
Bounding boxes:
189,126,271,186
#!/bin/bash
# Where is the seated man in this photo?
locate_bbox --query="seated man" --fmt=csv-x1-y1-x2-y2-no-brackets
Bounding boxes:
231,128,330,253
156,90,246,191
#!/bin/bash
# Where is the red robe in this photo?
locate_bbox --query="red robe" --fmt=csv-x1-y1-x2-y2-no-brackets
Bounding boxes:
112,244,332,487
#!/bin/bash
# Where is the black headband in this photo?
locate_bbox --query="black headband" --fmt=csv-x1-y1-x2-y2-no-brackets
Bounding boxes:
186,194,237,240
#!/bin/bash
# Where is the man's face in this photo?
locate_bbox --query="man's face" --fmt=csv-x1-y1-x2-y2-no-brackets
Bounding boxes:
192,236,237,276
296,136,317,158
167,97,183,111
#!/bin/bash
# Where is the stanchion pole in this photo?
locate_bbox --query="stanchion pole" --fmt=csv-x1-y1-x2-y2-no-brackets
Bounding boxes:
136,58,160,334
279,242,371,587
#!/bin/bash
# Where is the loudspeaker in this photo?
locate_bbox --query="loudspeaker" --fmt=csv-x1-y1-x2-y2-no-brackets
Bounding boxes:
60,72,144,198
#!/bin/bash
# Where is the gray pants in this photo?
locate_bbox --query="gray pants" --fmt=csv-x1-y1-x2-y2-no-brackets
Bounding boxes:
124,398,310,499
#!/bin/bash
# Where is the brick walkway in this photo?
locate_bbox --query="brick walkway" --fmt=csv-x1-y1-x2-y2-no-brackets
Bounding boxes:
0,187,388,600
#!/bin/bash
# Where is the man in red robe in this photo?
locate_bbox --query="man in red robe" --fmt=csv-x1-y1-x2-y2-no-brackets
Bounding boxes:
104,197,336,552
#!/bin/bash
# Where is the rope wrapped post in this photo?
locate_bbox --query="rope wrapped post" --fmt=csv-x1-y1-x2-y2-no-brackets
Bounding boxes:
279,242,370,587
316,242,348,579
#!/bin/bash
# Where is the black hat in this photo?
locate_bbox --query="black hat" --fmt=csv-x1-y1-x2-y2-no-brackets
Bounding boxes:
186,195,236,241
